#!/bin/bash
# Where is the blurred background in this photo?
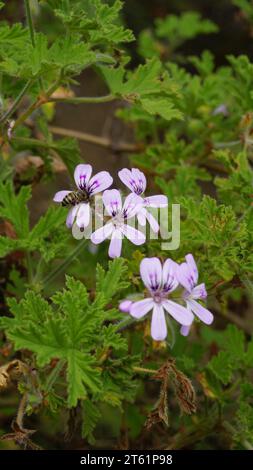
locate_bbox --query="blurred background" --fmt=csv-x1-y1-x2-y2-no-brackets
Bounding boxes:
2,0,253,181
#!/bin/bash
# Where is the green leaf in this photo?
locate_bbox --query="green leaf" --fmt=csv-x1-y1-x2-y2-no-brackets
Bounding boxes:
223,325,245,360
99,58,182,121
208,351,234,385
155,12,218,47
81,399,101,444
141,96,182,121
52,137,81,174
0,236,20,257
2,281,101,407
67,350,101,407
96,258,129,306
0,180,69,261
43,0,134,46
0,181,31,238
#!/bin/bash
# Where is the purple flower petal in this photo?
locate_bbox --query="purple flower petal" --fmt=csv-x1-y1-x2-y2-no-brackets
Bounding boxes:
151,303,167,341
187,299,214,325
66,205,79,228
130,298,153,319
162,259,179,293
162,300,194,326
137,209,147,226
180,325,191,336
119,300,133,313
140,208,160,233
144,195,168,207
103,189,122,216
53,190,71,202
191,283,207,300
177,262,195,293
118,168,146,195
88,171,113,196
140,257,162,293
91,222,113,244
74,164,92,189
122,193,143,219
122,224,145,245
76,203,90,228
185,254,198,285
109,229,123,258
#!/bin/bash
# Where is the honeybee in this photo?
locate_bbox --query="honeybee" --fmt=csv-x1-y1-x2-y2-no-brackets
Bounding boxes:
62,189,90,207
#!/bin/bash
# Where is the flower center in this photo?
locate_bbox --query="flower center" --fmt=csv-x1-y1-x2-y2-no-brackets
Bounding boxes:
152,290,167,304
112,212,124,228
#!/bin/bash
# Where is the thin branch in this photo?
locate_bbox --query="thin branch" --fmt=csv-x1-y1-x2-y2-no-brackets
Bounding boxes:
48,94,115,105
49,125,142,153
11,136,51,148
24,0,44,92
0,79,34,124
13,78,61,130
213,140,241,149
42,238,88,289
133,366,157,375
16,392,28,430
44,359,66,393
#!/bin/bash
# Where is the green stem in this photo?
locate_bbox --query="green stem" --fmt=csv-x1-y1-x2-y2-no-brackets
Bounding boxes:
0,79,34,124
44,359,66,393
223,421,253,450
24,0,44,92
11,136,52,148
42,238,88,289
13,77,62,130
213,140,241,149
26,252,33,284
16,392,28,430
48,94,115,105
24,0,35,46
133,366,157,375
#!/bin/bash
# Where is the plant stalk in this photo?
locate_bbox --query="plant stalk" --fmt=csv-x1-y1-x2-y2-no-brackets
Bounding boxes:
49,94,115,105
0,79,34,125
24,0,44,92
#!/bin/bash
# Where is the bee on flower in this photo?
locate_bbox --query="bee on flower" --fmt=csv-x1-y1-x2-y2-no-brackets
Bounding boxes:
53,164,113,229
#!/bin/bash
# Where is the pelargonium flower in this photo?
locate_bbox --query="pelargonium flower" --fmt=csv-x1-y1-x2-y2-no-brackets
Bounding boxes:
118,168,168,233
119,299,133,313
128,258,194,341
91,189,145,258
53,164,113,228
177,254,214,336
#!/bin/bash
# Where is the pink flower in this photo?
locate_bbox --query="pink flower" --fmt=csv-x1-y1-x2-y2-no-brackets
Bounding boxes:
90,189,145,258
177,254,214,336
53,164,113,228
129,258,194,341
119,300,133,313
118,168,168,233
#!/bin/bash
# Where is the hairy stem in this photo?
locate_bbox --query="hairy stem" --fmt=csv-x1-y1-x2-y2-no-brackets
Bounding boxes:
24,0,44,92
0,79,34,125
133,366,157,375
16,392,28,430
44,359,66,393
49,94,115,104
13,77,62,130
42,238,88,289
26,252,33,284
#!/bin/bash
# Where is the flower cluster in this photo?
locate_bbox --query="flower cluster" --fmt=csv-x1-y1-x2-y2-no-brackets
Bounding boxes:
54,164,168,258
119,254,214,341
